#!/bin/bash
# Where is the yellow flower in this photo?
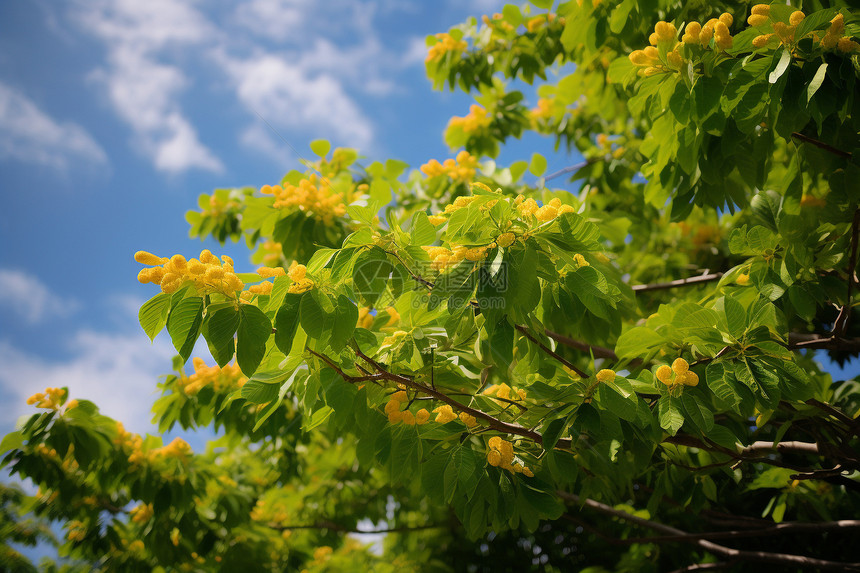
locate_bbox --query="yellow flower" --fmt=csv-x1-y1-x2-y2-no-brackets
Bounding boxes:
751,4,769,16
134,251,169,266
496,232,516,248
459,411,478,427
433,405,457,423
655,365,672,385
596,369,615,383
682,22,701,44
672,358,689,376
427,215,447,226
789,11,805,26
654,21,676,42
736,273,750,286
415,408,430,425
753,34,773,48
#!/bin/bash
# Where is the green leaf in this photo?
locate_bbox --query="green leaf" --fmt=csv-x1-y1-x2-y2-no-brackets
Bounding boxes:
706,362,741,407
0,430,23,455
204,306,239,367
166,297,204,362
274,293,303,355
353,248,395,306
768,48,791,84
615,327,662,360
597,380,638,422
411,212,437,246
541,415,570,451
139,293,170,341
609,0,633,34
529,152,547,177
330,295,358,351
658,397,684,435
236,304,272,376
300,292,327,339
723,296,746,338
241,378,280,404
303,406,334,430
679,393,714,433
805,63,828,104
309,139,331,157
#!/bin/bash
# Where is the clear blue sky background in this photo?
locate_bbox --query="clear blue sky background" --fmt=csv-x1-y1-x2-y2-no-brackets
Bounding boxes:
0,0,856,460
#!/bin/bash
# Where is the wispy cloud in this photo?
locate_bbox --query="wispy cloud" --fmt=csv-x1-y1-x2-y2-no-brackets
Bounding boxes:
74,0,223,174
0,290,178,434
217,51,375,152
0,269,79,325
0,82,107,170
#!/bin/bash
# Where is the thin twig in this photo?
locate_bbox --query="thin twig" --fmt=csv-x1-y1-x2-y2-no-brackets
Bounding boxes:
632,272,724,293
515,324,589,378
544,329,619,361
557,491,860,571
791,132,852,159
544,158,600,182
275,521,443,534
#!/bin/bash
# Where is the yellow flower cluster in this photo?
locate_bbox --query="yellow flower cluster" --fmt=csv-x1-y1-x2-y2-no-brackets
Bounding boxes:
426,32,468,63
26,387,66,410
526,13,559,33
287,262,314,294
357,307,374,329
203,193,240,217
496,232,516,248
481,13,515,35
179,357,247,395
153,437,192,460
67,520,86,542
514,196,575,221
170,528,181,546
487,436,534,477
251,497,291,525
136,250,244,296
631,15,734,76
129,503,154,524
423,244,491,271
749,9,858,52
432,404,479,427
449,104,492,134
483,382,528,402
655,358,699,387
258,239,283,266
736,273,750,286
313,546,333,565
420,150,480,183
384,391,431,425
260,174,347,225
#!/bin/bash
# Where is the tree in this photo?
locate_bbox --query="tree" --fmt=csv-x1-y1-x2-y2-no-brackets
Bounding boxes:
3,1,860,571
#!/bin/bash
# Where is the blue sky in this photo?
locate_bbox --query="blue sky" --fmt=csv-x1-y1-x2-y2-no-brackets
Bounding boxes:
0,0,583,436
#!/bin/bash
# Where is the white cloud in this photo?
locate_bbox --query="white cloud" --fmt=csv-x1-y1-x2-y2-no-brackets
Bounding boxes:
74,0,223,174
0,82,107,169
234,0,310,41
0,329,175,434
0,269,79,325
218,51,374,150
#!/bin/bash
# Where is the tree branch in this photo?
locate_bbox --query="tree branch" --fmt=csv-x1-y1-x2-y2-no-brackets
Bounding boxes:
557,491,860,571
632,272,724,293
544,329,620,362
275,520,443,534
791,132,852,159
347,346,574,450
515,325,589,378
544,158,601,182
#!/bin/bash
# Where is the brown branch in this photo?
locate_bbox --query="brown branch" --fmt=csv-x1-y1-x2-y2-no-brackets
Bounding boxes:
787,333,860,352
805,398,860,429
739,441,819,457
348,346,574,450
544,158,601,182
632,272,724,293
836,208,860,336
544,329,619,362
791,132,852,159
275,520,443,534
515,325,589,378
666,563,736,573
557,491,860,571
